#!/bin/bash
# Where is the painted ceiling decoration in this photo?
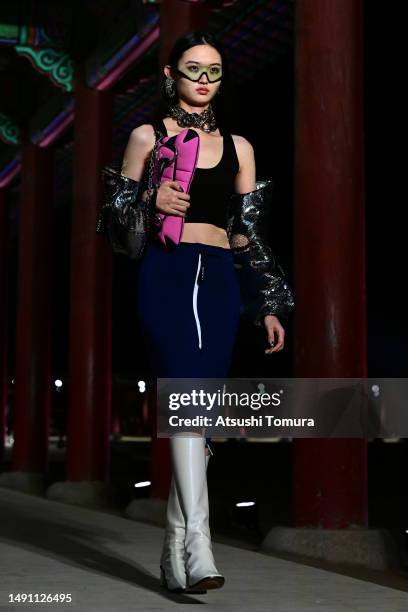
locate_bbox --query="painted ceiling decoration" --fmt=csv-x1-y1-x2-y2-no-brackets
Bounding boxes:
86,8,159,90
15,42,73,92
0,155,21,188
29,93,75,147
143,0,238,7
15,24,73,91
0,0,73,48
0,0,294,186
0,112,20,145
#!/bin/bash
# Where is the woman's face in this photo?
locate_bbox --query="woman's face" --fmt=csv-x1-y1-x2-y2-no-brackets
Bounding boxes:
167,44,222,106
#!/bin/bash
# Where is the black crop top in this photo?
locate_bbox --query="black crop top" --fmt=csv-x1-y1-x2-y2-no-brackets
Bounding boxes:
155,118,239,231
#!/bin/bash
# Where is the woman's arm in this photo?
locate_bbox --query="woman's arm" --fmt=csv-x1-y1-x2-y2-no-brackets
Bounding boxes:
233,135,257,193
122,124,156,177
121,124,156,201
228,135,295,353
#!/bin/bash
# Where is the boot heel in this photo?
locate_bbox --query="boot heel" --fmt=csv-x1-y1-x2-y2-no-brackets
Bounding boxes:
188,575,225,592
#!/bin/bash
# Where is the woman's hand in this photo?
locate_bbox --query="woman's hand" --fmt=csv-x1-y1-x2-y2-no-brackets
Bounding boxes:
263,314,285,354
156,181,190,217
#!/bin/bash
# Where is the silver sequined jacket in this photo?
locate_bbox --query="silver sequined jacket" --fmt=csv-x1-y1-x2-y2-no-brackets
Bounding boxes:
226,178,295,328
97,170,295,328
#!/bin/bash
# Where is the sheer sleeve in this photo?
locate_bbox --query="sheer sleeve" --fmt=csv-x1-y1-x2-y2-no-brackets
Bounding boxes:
96,123,162,252
226,178,295,327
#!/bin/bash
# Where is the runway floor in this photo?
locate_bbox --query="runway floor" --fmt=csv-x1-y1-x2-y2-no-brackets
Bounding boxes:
0,488,408,611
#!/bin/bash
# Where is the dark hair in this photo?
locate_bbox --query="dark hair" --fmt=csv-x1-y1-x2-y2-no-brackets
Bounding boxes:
152,30,231,130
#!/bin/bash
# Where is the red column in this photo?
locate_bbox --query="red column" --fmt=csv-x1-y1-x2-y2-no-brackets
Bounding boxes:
293,0,367,527
148,0,211,500
0,190,9,461
148,380,170,499
160,0,210,69
12,144,53,475
65,67,113,482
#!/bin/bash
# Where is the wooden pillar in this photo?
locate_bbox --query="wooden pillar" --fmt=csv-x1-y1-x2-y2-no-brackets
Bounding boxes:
64,67,113,484
160,0,210,70
0,190,10,462
11,144,53,480
293,0,367,527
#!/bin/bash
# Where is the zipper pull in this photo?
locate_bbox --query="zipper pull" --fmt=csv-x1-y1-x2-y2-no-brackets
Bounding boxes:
198,262,205,284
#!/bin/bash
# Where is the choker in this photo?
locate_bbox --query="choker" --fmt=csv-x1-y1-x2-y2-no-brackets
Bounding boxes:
167,104,217,133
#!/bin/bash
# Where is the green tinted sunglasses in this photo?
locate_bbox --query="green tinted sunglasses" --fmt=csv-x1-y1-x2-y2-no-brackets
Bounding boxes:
175,64,223,83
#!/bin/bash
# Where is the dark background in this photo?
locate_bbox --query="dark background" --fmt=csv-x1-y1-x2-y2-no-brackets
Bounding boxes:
2,0,408,565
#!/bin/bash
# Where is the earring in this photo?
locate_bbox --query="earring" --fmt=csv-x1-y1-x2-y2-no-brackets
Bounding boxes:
165,77,176,100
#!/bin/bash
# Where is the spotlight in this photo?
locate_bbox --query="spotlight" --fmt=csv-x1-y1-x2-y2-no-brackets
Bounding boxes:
371,384,380,398
134,480,151,488
5,435,14,448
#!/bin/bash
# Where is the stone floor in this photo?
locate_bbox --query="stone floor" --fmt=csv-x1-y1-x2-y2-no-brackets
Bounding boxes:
0,488,408,611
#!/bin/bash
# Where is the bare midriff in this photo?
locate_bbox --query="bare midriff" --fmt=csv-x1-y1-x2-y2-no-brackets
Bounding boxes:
180,222,231,249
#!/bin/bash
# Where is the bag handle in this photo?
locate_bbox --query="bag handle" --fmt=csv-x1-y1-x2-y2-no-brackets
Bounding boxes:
146,123,165,191
142,123,165,232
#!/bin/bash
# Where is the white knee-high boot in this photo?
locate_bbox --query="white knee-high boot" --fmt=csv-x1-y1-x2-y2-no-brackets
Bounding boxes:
159,446,211,592
169,435,224,592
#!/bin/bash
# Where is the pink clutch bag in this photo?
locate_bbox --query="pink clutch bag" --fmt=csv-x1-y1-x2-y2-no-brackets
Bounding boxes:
152,127,200,248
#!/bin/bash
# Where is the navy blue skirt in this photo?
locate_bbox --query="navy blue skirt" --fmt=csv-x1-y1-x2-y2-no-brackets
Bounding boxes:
134,238,241,448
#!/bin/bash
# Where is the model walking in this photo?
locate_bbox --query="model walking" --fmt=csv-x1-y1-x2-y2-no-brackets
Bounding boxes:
119,31,295,594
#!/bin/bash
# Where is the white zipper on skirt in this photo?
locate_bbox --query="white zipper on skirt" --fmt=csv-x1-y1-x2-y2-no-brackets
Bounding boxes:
193,253,202,349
